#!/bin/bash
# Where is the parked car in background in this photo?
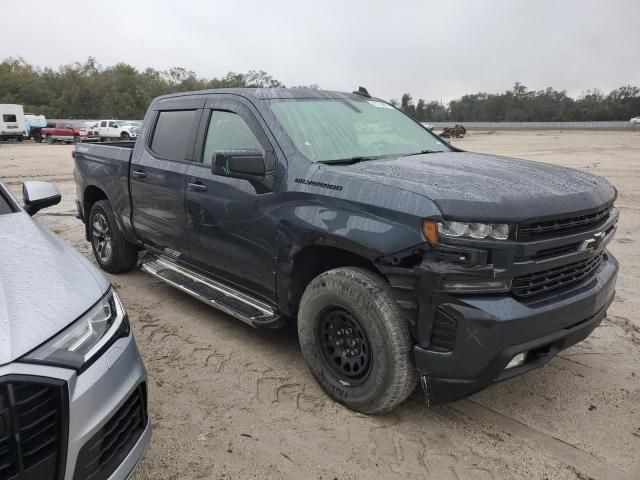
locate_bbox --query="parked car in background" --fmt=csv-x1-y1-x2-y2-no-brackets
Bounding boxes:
84,121,100,142
0,177,150,479
0,104,27,141
98,120,141,141
421,122,434,130
74,87,618,414
24,113,47,141
440,124,466,138
41,121,90,144
631,116,640,127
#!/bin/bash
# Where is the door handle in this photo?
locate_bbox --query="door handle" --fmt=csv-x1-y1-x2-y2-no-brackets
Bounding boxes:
188,182,208,192
132,170,147,179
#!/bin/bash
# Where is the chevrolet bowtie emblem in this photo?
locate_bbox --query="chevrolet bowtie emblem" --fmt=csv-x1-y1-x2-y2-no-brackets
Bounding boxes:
580,231,605,253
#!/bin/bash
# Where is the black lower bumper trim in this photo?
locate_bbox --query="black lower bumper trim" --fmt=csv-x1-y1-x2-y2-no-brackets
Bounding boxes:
415,301,610,405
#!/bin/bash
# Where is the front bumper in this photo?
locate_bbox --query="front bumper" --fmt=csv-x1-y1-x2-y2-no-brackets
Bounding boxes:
413,251,618,404
1,330,150,480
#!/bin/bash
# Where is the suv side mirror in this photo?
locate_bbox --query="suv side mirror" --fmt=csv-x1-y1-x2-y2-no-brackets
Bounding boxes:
22,181,61,215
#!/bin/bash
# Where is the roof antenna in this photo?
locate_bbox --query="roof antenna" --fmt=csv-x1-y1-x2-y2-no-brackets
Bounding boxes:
353,86,371,98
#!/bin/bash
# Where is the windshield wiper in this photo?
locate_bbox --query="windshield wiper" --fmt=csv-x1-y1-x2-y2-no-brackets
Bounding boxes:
402,149,443,157
318,156,379,165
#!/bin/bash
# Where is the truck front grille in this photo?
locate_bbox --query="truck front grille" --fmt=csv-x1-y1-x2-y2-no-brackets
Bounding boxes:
512,253,603,299
0,377,67,480
72,383,147,480
518,205,612,240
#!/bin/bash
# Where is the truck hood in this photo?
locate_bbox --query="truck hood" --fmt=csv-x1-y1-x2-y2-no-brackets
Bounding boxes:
341,152,616,221
0,213,110,365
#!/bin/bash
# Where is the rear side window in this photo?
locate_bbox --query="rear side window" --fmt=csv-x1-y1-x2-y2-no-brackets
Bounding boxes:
202,111,264,166
150,110,198,161
2,114,17,122
100,121,107,127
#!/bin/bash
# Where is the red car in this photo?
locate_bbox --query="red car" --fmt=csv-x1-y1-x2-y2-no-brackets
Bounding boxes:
41,121,98,144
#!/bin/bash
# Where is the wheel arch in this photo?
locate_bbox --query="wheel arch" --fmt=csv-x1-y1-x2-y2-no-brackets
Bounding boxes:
281,241,384,319
83,185,109,240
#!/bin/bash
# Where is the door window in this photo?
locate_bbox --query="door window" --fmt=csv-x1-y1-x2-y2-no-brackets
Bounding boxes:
108,121,117,128
100,121,107,127
202,111,264,166
150,110,198,161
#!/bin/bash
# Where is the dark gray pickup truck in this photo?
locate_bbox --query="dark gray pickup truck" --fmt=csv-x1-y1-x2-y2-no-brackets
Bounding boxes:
73,87,619,413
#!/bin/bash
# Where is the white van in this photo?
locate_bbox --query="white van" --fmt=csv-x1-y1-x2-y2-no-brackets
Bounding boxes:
0,104,27,140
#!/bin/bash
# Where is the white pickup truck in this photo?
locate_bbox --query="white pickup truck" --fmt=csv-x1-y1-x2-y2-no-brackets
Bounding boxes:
97,120,141,141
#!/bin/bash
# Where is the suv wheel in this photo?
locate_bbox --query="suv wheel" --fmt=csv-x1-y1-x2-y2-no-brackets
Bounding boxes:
298,267,417,414
121,132,130,140
89,200,138,273
46,135,53,144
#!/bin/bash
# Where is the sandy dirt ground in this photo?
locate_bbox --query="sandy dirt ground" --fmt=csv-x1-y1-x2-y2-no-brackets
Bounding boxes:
1,130,639,480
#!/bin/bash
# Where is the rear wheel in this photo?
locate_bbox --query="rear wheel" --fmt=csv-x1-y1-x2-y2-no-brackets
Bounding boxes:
298,267,417,414
89,200,138,273
46,135,53,144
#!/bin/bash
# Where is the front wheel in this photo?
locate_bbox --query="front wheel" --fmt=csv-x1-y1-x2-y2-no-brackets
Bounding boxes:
46,135,53,144
298,267,418,414
89,200,138,273
121,132,130,141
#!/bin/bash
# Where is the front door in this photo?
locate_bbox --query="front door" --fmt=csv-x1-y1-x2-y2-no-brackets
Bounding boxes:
184,96,279,299
130,96,204,256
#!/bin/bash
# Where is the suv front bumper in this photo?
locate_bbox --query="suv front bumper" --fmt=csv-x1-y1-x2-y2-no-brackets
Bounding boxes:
1,330,150,480
413,251,618,404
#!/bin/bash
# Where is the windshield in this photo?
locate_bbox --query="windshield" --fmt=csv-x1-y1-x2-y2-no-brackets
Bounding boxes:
268,98,449,162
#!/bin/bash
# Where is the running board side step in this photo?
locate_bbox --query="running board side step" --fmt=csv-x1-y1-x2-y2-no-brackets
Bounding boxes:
140,253,284,328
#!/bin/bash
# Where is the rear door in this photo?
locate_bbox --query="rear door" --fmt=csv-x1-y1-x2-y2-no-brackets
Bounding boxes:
130,96,205,256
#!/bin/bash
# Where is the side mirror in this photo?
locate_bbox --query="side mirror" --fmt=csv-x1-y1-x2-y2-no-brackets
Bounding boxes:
22,181,61,215
213,150,272,193
213,150,266,180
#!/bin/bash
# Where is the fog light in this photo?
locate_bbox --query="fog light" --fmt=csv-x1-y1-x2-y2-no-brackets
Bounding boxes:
505,352,527,369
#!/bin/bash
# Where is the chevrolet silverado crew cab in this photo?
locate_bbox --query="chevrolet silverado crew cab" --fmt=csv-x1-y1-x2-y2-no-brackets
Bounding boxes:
73,87,619,414
0,178,150,479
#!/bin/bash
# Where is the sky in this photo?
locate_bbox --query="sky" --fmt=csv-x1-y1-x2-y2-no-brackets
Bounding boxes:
4,0,640,102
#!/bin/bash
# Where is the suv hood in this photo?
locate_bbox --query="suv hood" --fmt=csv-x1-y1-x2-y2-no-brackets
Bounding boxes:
0,213,110,365
342,152,616,221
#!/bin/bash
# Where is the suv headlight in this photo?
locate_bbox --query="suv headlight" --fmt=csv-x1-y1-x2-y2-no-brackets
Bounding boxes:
22,288,130,372
423,220,510,244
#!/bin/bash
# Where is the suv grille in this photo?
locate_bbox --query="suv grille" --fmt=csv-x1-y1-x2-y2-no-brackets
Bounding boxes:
73,383,147,480
518,205,612,240
0,378,67,480
512,253,603,298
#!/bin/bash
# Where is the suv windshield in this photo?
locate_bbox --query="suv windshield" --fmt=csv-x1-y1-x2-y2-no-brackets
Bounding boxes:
268,98,449,163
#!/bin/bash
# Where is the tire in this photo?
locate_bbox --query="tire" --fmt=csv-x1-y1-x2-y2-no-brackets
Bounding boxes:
121,132,130,141
88,200,138,273
73,135,81,144
46,135,53,144
298,267,418,414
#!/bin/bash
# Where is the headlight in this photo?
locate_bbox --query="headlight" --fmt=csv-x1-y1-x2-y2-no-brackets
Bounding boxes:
423,220,510,243
22,289,130,372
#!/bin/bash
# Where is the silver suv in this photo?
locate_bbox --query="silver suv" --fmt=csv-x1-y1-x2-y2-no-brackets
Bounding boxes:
0,179,150,480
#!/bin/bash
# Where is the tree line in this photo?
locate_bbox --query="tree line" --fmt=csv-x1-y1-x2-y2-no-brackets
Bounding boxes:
1,57,638,121
391,82,640,122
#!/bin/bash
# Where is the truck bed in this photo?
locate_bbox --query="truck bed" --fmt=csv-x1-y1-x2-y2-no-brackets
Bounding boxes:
73,141,138,242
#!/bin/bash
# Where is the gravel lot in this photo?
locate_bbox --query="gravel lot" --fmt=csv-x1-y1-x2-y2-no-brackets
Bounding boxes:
1,130,639,480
